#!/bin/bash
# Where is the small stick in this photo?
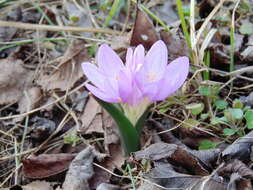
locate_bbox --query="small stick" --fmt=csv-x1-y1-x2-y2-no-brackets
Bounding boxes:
0,20,121,35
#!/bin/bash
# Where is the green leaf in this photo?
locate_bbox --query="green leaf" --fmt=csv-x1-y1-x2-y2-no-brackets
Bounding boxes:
135,108,149,135
198,85,220,98
185,103,204,115
211,116,228,125
244,110,253,129
224,108,243,121
64,134,81,146
223,128,236,136
198,86,211,96
198,140,217,150
240,22,253,35
215,100,228,110
97,99,140,155
183,119,200,129
232,99,244,109
200,113,209,120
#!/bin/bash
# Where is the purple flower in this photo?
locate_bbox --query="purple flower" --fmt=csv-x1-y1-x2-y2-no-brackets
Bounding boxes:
82,40,189,124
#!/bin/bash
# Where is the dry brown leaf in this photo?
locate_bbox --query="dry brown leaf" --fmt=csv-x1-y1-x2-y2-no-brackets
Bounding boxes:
63,146,105,190
134,143,209,175
22,153,76,178
79,96,102,134
37,40,87,91
103,110,120,152
22,181,53,190
130,7,160,49
0,57,33,105
160,31,189,62
18,86,42,114
89,145,124,189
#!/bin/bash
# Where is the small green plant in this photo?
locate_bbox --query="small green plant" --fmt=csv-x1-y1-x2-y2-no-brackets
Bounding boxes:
194,85,253,149
199,140,218,150
64,133,81,147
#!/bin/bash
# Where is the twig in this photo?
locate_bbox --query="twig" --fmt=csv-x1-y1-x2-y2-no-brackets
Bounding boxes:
0,20,121,34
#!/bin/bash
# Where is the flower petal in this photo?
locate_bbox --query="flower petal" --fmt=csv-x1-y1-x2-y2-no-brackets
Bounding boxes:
153,56,189,101
82,62,106,89
133,44,145,71
118,69,133,103
97,44,124,77
85,83,120,103
144,40,168,78
126,48,133,69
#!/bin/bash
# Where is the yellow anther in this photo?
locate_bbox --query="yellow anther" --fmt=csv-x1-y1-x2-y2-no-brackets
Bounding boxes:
146,73,156,82
115,75,120,81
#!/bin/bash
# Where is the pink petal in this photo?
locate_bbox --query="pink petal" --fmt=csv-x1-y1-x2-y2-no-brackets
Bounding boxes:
133,44,145,71
118,69,132,103
85,83,120,103
144,40,168,78
97,44,124,77
126,78,144,106
82,62,106,89
152,56,189,101
126,48,133,69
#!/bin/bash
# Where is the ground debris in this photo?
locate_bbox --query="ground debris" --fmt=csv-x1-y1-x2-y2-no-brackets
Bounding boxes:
62,146,105,190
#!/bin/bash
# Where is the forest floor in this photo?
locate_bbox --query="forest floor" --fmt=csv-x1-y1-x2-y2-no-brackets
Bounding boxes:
1,0,253,189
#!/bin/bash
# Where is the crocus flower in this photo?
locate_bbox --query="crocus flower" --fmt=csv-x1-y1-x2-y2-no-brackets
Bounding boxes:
82,40,189,125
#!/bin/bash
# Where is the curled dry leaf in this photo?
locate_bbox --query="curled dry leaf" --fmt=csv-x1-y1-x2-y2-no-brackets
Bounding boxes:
134,143,209,175
79,96,103,134
160,31,188,62
18,86,42,114
63,146,105,190
190,148,221,169
221,130,253,162
30,117,56,142
96,183,120,190
138,161,226,190
37,40,87,91
218,159,253,179
130,7,160,49
103,110,120,152
63,1,93,38
0,57,33,105
90,149,124,189
22,153,76,178
226,173,253,190
22,181,53,190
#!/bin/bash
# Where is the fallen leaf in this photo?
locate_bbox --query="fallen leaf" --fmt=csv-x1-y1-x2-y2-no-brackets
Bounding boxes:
89,150,124,190
22,181,53,190
221,130,253,162
0,57,33,105
134,143,209,175
160,30,189,62
62,146,105,190
138,161,226,190
30,117,56,142
103,110,120,152
149,1,178,25
130,6,160,49
240,22,253,35
63,1,93,38
18,87,42,114
37,40,87,91
190,148,221,169
218,159,253,179
22,153,76,178
79,96,103,134
96,183,120,190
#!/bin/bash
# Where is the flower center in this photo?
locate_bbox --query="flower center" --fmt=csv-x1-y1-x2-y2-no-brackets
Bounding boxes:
146,73,157,82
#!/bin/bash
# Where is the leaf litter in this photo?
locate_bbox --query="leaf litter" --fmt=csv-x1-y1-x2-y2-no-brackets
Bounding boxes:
1,0,253,189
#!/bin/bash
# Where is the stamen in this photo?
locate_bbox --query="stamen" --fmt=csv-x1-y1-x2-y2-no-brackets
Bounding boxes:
146,73,156,82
